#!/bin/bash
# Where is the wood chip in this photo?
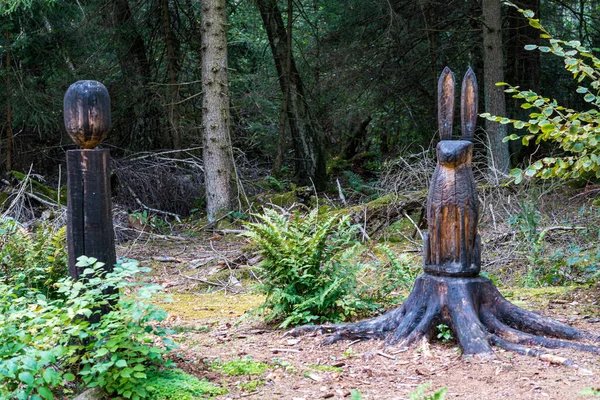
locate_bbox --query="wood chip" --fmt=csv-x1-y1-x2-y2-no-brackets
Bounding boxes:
306,373,324,382
376,351,397,360
270,348,301,353
152,256,181,262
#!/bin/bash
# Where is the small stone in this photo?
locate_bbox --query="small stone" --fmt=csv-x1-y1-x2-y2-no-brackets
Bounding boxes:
73,388,104,400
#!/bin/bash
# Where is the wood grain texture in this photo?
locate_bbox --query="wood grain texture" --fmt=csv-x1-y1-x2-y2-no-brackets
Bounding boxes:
437,67,455,140
63,80,111,149
66,149,116,279
424,140,481,277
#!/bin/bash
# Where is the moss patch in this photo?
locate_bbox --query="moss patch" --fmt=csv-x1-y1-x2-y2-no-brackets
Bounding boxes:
500,286,572,308
159,293,265,321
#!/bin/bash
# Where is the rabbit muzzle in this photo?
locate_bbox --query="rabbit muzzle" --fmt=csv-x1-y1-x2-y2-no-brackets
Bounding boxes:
436,140,473,167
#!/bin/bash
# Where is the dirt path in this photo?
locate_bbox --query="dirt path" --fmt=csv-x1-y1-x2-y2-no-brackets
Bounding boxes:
119,236,600,400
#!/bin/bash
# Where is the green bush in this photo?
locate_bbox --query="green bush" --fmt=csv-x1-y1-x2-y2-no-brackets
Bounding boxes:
0,218,68,298
482,2,600,182
244,209,397,328
0,256,179,400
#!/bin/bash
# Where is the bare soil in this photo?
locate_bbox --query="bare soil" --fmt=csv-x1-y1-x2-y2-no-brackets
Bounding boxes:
118,235,600,400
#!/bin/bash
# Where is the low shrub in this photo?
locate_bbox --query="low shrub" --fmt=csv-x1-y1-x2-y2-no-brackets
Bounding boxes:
0,256,181,399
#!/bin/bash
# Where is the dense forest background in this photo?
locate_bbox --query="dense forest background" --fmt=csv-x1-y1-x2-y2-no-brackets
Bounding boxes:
0,0,599,215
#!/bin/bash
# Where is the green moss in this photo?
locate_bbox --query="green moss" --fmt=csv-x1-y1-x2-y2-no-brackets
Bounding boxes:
158,293,265,321
0,192,9,209
326,156,351,175
145,369,227,399
238,379,265,392
500,286,572,308
269,191,297,208
308,365,343,373
10,171,67,206
211,357,270,376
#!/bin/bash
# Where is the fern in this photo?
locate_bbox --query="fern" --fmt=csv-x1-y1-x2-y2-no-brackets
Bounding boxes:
0,218,68,298
245,209,377,327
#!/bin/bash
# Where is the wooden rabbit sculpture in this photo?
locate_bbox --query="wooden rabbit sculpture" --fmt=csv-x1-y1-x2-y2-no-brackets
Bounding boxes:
423,67,481,277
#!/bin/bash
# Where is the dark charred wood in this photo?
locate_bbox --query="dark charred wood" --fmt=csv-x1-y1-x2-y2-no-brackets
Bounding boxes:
64,81,111,149
67,149,116,320
290,274,600,358
290,68,600,365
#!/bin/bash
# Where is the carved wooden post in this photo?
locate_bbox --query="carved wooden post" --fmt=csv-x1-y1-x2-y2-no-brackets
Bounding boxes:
64,80,116,281
423,67,481,277
290,67,600,361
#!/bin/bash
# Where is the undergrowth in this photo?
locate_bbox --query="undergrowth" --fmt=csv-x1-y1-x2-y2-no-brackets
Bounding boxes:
0,218,68,298
0,255,207,399
145,369,226,399
244,208,412,327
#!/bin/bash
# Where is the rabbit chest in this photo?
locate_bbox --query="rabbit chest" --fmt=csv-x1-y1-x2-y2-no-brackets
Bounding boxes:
424,140,481,276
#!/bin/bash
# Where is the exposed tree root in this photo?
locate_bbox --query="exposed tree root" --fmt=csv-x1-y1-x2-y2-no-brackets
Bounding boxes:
289,274,600,367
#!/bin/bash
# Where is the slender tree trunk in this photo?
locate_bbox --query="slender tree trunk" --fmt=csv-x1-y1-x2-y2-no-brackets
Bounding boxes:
272,0,293,177
256,0,327,190
482,0,510,178
201,0,236,222
5,30,13,171
161,0,181,149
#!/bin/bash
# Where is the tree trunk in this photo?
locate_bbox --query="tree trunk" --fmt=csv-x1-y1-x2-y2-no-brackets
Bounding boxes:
482,0,510,179
256,0,327,190
161,0,181,149
201,0,236,222
272,0,293,177
4,30,13,172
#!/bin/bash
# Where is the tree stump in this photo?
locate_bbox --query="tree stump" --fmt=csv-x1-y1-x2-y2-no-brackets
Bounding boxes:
291,68,600,361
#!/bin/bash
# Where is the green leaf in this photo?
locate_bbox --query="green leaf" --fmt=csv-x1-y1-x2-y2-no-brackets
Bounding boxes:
42,368,59,384
63,373,75,381
524,44,537,51
521,103,533,109
538,46,550,53
576,86,588,93
96,348,109,357
116,360,128,368
524,167,537,177
541,123,555,134
529,19,541,29
18,371,34,386
583,93,596,102
37,387,53,400
513,120,526,129
565,57,578,66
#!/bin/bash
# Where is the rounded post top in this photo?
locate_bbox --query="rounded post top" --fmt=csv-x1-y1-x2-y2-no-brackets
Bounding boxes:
64,80,111,149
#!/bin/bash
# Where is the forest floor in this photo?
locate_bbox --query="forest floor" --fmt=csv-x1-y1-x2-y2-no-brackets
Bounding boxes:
117,234,600,400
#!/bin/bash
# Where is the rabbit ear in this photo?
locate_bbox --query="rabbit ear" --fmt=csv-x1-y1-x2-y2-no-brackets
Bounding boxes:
438,67,455,140
461,67,478,141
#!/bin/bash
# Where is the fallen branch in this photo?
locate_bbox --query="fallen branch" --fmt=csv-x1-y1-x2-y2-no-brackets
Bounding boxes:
126,185,182,222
